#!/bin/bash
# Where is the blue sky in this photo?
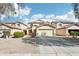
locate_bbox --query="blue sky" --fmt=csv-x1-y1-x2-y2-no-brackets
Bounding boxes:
27,3,72,16
1,3,74,22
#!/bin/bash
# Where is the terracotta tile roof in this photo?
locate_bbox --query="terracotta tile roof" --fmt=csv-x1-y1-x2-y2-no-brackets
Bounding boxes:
17,22,27,26
28,21,44,24
28,20,51,24
37,23,56,29
57,24,79,29
0,22,16,24
51,21,77,24
1,23,21,30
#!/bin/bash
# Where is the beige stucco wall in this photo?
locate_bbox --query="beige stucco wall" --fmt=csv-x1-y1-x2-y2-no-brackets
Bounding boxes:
0,25,10,29
37,26,54,30
10,29,23,35
16,24,27,30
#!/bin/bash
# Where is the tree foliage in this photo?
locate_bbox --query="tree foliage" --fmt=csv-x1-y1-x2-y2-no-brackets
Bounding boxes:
0,3,18,17
72,3,79,19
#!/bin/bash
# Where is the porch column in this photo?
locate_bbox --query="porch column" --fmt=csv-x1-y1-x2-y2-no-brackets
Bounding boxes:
54,29,56,37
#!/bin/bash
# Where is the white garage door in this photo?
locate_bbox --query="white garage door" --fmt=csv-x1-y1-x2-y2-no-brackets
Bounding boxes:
37,29,54,36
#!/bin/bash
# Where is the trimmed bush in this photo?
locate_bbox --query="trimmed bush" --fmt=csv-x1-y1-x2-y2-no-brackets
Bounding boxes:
13,32,25,38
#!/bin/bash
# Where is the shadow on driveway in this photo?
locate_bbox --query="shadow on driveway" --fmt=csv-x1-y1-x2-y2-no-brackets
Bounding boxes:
22,37,79,47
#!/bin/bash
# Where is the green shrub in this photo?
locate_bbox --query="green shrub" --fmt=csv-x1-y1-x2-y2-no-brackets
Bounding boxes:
13,32,25,38
69,31,74,36
69,31,79,36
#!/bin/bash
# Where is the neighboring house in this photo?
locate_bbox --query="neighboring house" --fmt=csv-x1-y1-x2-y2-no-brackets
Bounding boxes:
0,22,28,36
56,24,79,36
0,23,22,35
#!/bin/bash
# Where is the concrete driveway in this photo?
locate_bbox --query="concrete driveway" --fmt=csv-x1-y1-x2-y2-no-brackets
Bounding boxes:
0,37,79,56
22,37,79,56
0,38,39,55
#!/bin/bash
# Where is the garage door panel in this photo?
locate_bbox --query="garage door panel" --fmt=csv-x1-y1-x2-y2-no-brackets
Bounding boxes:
37,29,54,36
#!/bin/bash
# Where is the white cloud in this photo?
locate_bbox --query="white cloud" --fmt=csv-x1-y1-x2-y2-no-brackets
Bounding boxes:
19,7,31,16
31,14,45,19
55,15,67,20
31,14,54,22
27,10,78,23
41,19,53,22
17,7,31,19
45,14,55,19
0,15,6,20
55,10,78,22
21,18,30,24
31,10,78,22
